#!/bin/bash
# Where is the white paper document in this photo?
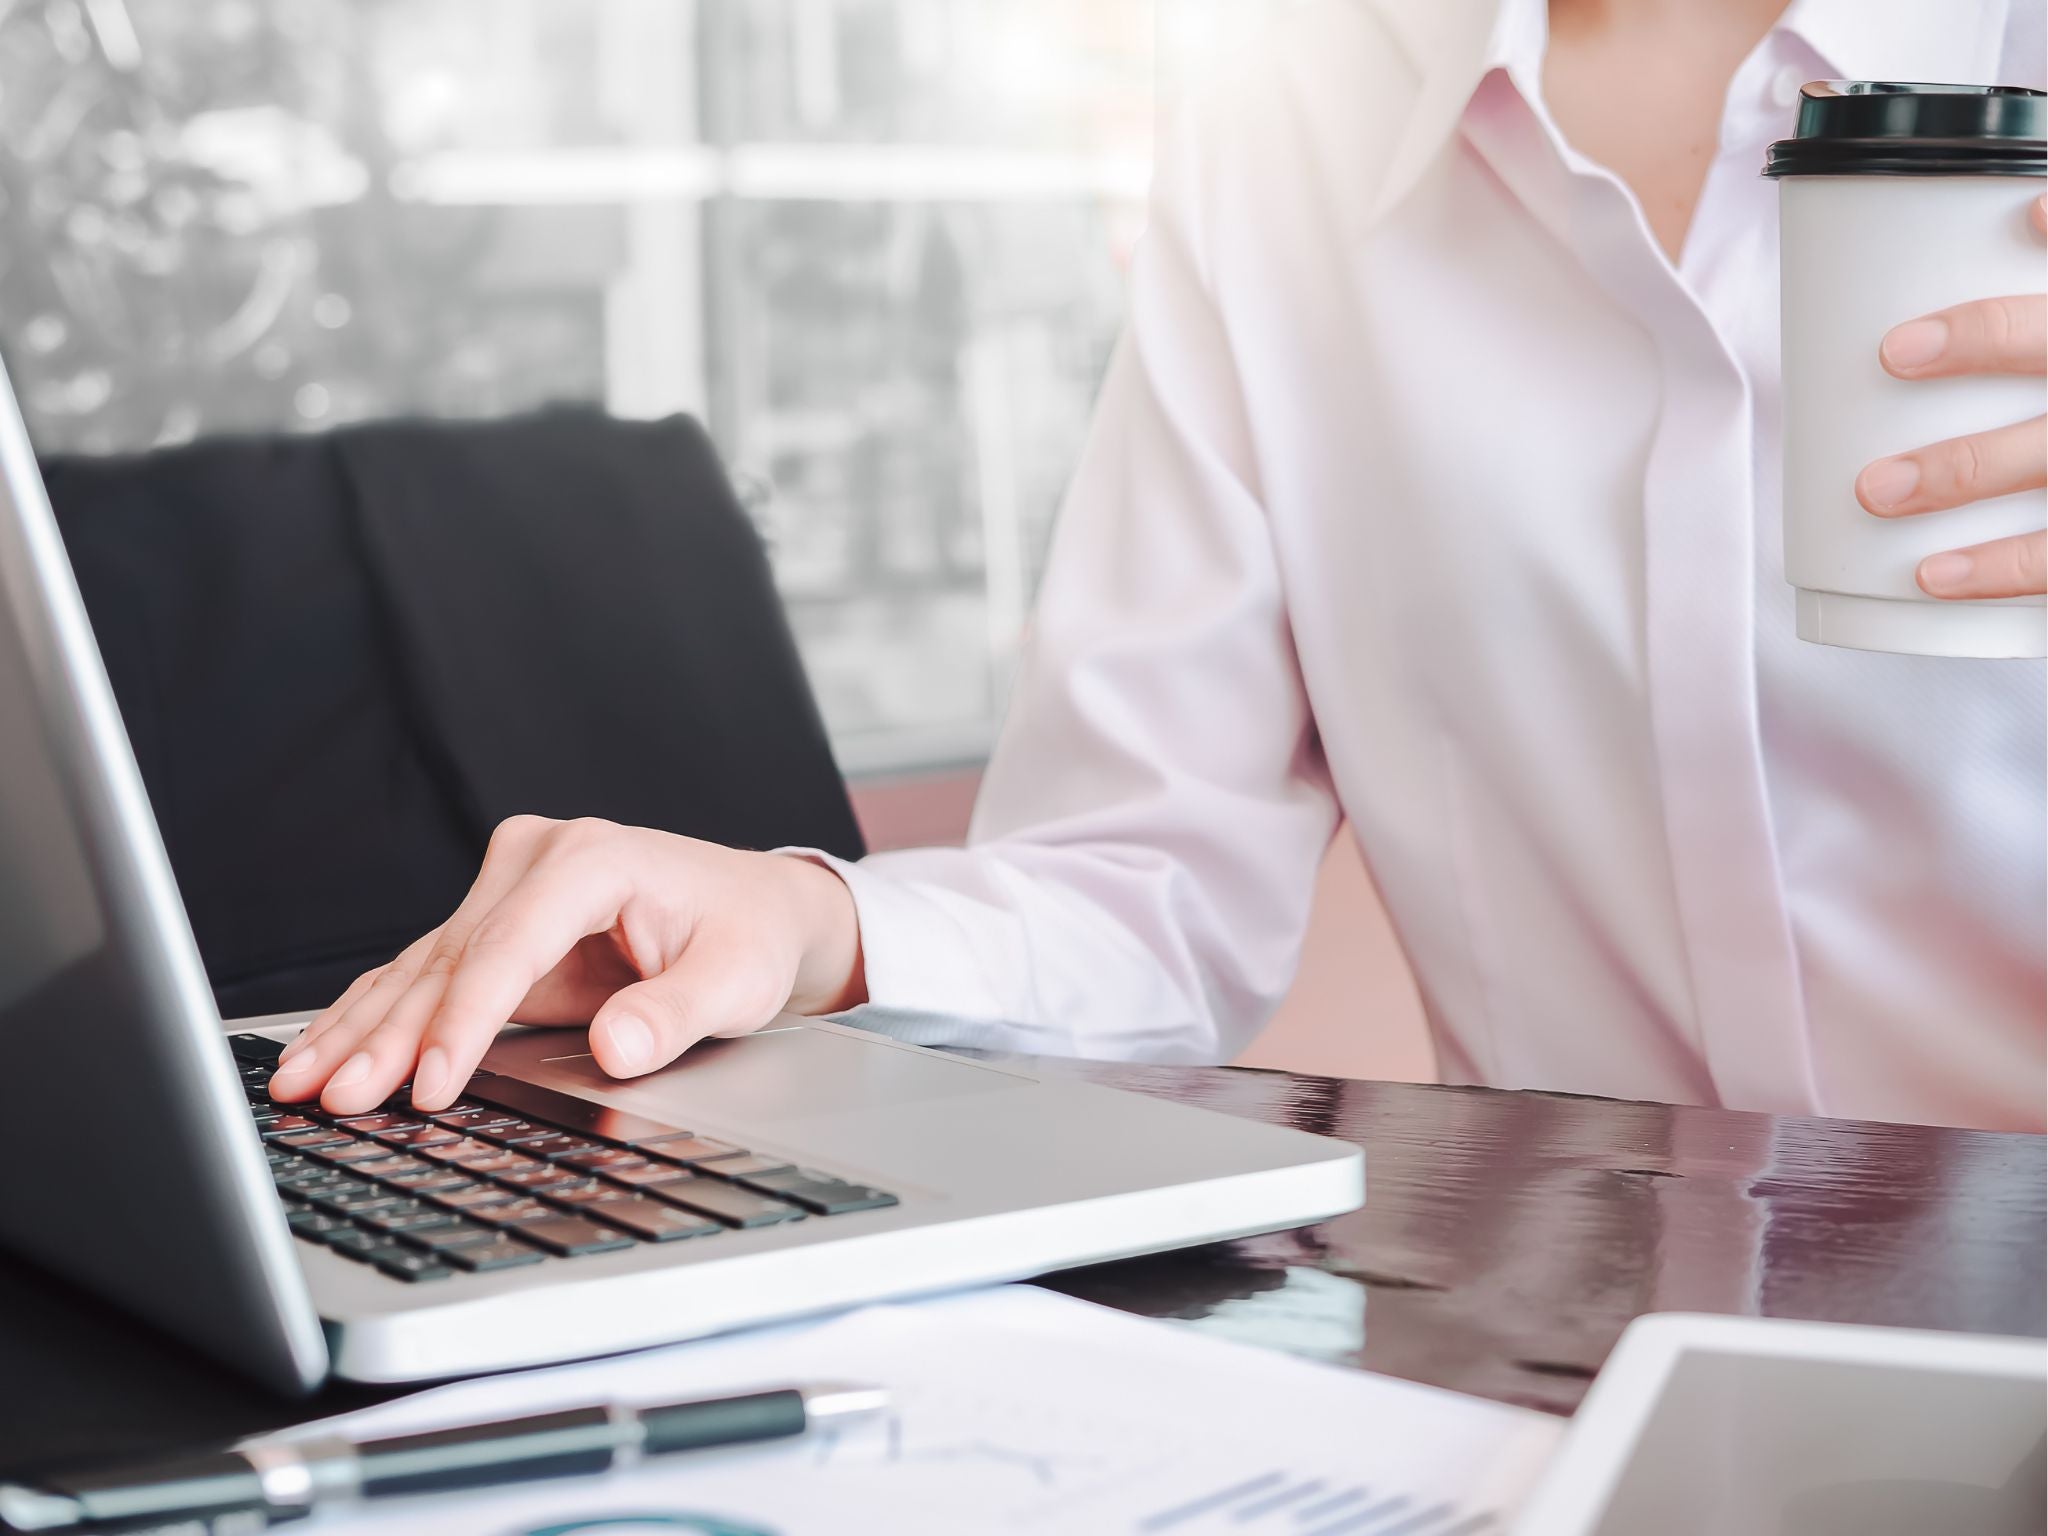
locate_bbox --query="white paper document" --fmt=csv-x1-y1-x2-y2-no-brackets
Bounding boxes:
283,1287,1563,1536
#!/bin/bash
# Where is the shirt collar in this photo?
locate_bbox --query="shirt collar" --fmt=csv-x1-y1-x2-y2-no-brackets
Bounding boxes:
1362,0,1523,221
1485,0,1547,83
1359,0,2020,226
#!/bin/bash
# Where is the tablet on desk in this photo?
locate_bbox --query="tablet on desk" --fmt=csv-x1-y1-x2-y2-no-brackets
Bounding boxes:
1513,1313,2046,1536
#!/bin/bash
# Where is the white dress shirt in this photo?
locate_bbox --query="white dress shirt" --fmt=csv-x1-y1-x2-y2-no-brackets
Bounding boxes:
813,0,2047,1131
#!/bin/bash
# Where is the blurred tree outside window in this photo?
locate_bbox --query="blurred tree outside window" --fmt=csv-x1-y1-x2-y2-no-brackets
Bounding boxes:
0,0,1227,775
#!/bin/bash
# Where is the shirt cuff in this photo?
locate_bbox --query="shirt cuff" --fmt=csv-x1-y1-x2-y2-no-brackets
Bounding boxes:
773,846,1044,1054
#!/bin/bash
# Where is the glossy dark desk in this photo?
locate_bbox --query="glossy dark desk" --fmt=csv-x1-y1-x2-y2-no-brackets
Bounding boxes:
1037,1062,2046,1416
1,1061,2041,1480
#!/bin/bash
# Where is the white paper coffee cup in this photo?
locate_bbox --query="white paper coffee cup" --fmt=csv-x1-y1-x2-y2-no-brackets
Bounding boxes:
1767,82,2047,659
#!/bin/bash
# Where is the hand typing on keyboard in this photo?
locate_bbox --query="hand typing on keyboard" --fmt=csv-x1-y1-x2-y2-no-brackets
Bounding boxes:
267,817,866,1116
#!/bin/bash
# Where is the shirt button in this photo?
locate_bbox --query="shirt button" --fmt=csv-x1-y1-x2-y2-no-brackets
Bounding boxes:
1770,64,1805,110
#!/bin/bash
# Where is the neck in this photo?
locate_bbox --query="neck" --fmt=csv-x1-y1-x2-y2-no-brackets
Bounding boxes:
1541,0,1795,262
1548,0,1794,33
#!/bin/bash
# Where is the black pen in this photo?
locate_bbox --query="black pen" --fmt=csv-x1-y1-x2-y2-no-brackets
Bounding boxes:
0,1381,888,1534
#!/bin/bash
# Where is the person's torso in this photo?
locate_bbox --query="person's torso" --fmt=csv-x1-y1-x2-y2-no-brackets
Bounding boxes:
1195,0,2045,1128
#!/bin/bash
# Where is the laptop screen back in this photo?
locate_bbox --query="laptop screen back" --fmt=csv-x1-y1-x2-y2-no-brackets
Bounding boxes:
0,356,326,1393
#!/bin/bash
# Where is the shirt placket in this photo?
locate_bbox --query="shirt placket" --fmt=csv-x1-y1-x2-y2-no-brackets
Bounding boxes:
1466,70,1820,1114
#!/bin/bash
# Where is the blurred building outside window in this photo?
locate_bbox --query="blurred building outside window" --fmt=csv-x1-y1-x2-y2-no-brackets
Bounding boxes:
0,0,1231,777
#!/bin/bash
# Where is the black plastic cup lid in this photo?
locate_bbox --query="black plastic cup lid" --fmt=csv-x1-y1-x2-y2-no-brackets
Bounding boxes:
1764,81,2046,177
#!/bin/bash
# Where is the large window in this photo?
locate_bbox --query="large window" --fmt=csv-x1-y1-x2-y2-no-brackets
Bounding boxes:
0,0,1222,773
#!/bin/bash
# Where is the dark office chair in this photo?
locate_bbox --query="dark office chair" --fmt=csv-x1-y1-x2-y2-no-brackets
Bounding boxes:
42,409,865,1019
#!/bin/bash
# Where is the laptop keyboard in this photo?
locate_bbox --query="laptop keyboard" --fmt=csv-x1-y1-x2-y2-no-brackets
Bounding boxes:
228,1034,899,1285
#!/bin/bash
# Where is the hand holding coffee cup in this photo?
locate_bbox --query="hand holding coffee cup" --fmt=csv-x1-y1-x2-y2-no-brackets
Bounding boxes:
1855,194,2046,602
1768,82,2047,658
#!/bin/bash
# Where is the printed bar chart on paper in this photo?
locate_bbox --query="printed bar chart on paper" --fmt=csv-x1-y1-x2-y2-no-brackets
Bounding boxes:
283,1288,1563,1536
1137,1471,1503,1534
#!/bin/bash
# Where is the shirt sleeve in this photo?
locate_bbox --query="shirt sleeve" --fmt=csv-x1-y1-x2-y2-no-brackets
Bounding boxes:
789,92,1340,1064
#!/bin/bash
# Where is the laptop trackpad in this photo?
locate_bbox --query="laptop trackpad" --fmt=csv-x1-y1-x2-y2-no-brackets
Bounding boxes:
504,1024,1027,1130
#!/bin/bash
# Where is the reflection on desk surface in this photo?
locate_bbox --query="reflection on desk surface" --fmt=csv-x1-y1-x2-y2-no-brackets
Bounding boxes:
1029,1059,2047,1416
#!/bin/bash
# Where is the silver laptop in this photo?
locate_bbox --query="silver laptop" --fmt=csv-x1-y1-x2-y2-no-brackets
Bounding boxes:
0,359,1362,1396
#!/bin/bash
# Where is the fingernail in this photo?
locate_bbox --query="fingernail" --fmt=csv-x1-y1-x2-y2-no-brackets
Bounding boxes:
1882,317,1948,372
268,1051,316,1090
277,1033,304,1063
327,1052,374,1091
1920,551,1974,594
604,1015,654,1073
412,1047,449,1106
1860,456,1921,511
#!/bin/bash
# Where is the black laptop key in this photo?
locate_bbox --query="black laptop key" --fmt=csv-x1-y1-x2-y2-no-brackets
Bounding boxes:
418,1137,499,1164
494,1163,590,1193
637,1134,744,1166
260,1117,323,1141
274,1164,344,1188
471,1119,550,1145
324,1230,403,1262
399,1224,500,1255
373,1251,452,1283
429,1106,521,1133
468,1198,556,1229
351,1195,423,1217
229,1034,286,1065
423,1188,533,1222
353,1153,428,1179
537,1178,614,1208
466,1075,688,1147
593,1162,680,1189
359,1207,465,1237
371,1124,461,1150
583,1199,720,1243
308,1140,391,1167
312,1187,409,1217
505,1215,636,1257
642,1176,805,1229
557,1146,653,1174
275,1151,346,1173
333,1113,419,1134
448,1148,537,1175
383,1167,475,1194
425,1182,515,1212
517,1134,602,1161
740,1171,901,1217
441,1237,546,1272
275,1173,340,1198
286,1210,351,1238
272,1128,352,1150
700,1153,795,1181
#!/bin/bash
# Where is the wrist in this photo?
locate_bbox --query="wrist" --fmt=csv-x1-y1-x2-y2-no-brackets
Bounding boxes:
775,852,867,1015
